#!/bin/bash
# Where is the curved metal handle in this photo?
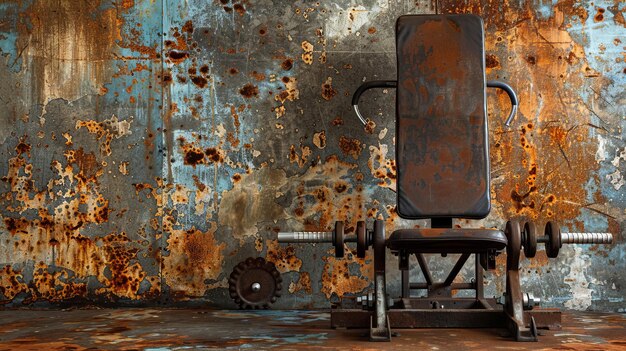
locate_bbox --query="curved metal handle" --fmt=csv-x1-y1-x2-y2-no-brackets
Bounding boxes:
487,80,518,127
352,80,397,125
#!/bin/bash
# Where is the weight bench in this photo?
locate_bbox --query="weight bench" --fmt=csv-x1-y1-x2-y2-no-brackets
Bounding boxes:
279,14,612,342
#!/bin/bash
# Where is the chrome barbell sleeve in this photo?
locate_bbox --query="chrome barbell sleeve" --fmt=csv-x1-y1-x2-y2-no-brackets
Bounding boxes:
277,231,334,243
561,232,613,245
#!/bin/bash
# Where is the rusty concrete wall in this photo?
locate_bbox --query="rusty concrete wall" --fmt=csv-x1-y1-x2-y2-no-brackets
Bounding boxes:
0,0,624,311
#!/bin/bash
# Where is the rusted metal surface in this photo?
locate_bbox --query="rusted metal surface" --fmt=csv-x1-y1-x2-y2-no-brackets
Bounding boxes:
0,0,624,311
0,308,624,350
396,14,491,219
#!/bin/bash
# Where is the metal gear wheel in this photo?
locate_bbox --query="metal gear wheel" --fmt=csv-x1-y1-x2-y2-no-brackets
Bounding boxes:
229,257,282,309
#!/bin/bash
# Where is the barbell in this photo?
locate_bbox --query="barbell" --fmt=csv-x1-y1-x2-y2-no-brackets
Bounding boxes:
520,221,612,258
278,221,371,258
279,220,613,260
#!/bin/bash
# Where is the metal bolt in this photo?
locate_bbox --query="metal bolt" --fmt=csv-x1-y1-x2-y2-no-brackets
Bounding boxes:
251,282,261,292
522,292,541,310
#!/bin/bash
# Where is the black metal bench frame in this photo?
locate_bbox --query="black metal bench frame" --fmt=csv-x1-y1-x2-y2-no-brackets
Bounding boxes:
345,14,550,342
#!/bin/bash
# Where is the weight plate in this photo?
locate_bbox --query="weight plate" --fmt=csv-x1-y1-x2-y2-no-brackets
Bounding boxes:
523,221,537,258
356,221,367,258
334,221,345,258
545,221,561,258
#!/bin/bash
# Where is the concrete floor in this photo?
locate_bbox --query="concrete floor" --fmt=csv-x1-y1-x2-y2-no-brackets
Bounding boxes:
0,308,624,350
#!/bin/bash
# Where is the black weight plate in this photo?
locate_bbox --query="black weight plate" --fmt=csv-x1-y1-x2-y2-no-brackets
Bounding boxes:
523,221,537,258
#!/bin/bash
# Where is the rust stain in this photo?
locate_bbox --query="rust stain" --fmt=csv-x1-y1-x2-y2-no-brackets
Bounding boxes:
163,223,225,297
0,266,29,303
273,76,300,118
281,58,294,70
473,3,604,223
182,20,194,34
29,262,87,302
485,54,500,69
594,7,606,22
191,75,208,88
321,77,337,101
286,155,361,231
239,83,259,98
15,138,31,158
274,76,299,104
183,147,206,167
288,272,312,294
250,71,266,81
75,115,133,156
167,50,189,64
265,240,302,273
301,41,314,65
289,144,312,168
321,254,371,299
364,120,376,134
609,4,626,27
17,0,124,103
233,3,246,16
313,130,326,149
338,136,362,160
254,236,263,252
368,143,396,190
97,232,147,299
179,137,225,167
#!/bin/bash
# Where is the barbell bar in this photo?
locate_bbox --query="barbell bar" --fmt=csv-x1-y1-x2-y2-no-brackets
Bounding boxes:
278,221,370,258
521,221,613,258
280,220,614,260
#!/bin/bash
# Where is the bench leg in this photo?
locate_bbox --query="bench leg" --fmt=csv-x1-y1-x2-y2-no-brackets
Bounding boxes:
505,220,538,342
370,219,391,341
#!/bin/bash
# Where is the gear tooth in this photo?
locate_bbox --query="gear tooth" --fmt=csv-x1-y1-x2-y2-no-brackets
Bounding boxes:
275,283,282,291
274,292,282,298
270,296,277,303
256,257,265,265
276,276,283,283
245,257,254,265
263,303,270,309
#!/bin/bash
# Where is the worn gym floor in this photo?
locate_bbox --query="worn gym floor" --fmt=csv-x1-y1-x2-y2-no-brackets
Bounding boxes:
0,308,624,350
